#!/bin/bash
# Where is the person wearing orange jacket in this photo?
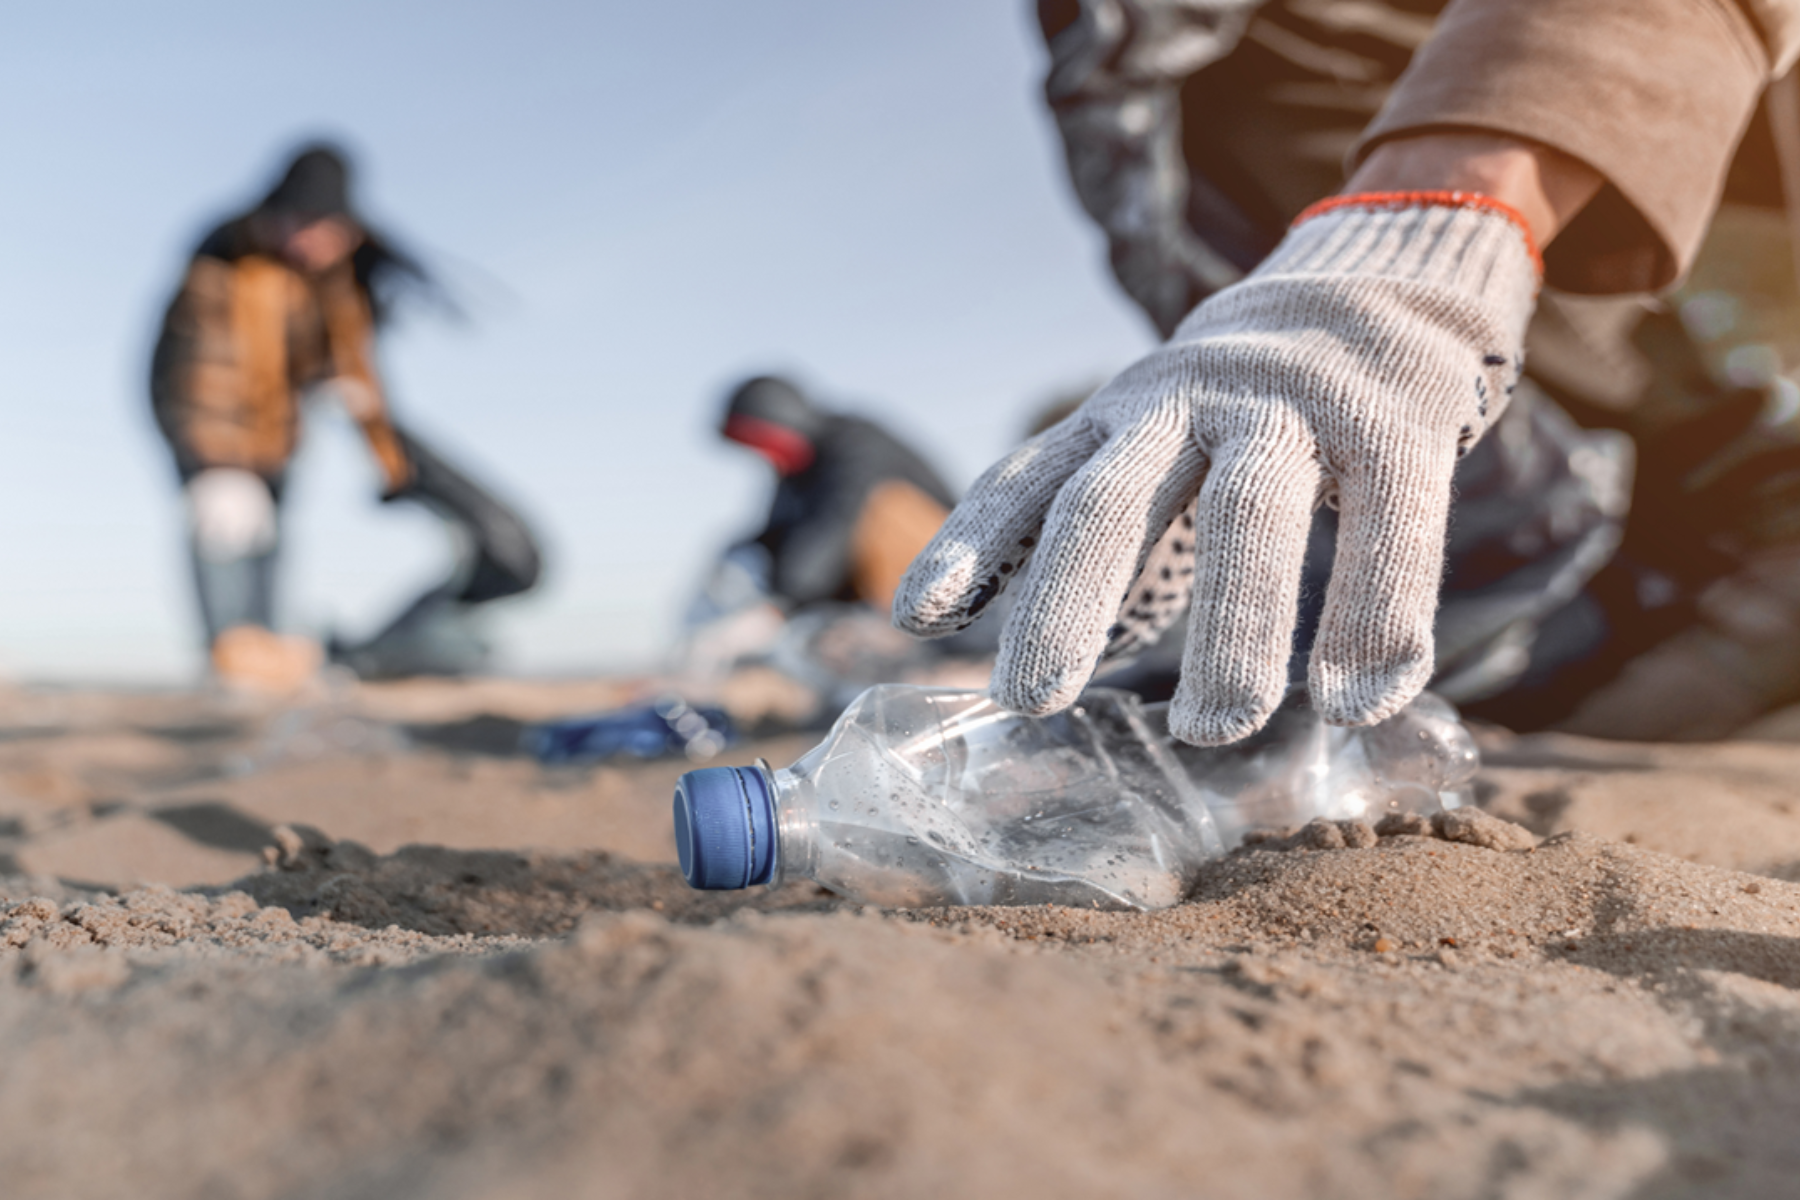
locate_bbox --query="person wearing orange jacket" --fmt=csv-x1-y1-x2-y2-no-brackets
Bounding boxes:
151,143,540,690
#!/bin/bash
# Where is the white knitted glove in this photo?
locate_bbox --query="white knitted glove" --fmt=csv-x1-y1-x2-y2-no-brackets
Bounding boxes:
895,194,1540,745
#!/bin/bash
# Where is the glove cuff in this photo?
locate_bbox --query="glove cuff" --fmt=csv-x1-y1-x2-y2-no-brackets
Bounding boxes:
1295,190,1542,272
1270,192,1542,315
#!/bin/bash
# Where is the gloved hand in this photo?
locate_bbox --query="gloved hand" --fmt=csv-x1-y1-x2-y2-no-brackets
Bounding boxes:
184,467,278,563
895,193,1540,744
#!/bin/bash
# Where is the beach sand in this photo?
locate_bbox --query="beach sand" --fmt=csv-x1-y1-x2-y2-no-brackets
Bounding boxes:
0,678,1796,1199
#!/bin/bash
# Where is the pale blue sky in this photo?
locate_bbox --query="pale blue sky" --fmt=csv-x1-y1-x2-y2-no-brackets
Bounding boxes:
0,2,1152,681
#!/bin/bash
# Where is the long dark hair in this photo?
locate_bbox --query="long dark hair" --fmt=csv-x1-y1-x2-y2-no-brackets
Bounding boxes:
210,141,453,327
350,226,443,328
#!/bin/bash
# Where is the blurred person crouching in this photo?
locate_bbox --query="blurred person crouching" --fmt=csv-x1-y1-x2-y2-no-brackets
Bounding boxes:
679,376,988,721
722,375,953,613
151,143,541,693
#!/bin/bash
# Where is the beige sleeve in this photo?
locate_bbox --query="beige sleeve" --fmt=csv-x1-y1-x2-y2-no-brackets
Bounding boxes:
1352,0,1789,294
1745,0,1800,73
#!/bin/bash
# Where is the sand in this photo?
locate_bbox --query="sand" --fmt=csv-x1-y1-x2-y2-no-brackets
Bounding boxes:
0,679,1797,1198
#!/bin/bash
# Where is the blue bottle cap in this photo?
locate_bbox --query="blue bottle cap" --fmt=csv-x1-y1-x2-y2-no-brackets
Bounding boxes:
673,766,777,890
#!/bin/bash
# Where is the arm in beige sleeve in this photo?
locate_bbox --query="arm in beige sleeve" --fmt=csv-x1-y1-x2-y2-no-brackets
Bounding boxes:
1746,0,1800,74
1346,134,1601,249
1353,0,1800,293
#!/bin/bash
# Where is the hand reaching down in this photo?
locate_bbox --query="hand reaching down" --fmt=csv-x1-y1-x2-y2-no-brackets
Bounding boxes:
894,194,1540,744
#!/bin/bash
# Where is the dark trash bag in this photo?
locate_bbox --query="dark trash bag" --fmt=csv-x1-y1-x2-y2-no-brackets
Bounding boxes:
329,424,543,679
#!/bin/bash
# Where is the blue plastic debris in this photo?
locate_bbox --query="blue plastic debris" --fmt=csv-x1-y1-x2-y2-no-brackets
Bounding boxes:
525,698,736,765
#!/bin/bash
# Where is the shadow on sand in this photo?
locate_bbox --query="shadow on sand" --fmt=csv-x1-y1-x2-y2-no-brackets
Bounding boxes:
230,825,844,938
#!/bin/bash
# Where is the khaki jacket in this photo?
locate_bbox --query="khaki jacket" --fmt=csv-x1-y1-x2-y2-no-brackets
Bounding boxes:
151,248,410,490
1362,0,1800,292
1043,0,1800,326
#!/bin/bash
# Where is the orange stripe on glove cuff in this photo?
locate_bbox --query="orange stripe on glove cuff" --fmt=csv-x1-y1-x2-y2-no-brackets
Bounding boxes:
1296,190,1543,277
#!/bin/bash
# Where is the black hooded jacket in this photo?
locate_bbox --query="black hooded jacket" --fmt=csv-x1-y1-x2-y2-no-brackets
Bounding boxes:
724,376,955,607
754,413,956,606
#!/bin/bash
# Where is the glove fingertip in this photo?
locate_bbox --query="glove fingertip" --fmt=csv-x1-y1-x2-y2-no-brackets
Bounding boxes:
891,560,1009,640
1168,693,1279,747
892,605,965,640
1307,655,1432,727
988,660,1089,717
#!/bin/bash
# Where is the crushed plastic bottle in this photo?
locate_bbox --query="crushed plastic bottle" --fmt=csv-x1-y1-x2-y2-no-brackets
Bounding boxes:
672,684,1478,911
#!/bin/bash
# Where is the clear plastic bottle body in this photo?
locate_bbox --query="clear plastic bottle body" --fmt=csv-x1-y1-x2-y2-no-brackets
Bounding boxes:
752,685,1477,911
767,687,1219,909
1155,688,1479,850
